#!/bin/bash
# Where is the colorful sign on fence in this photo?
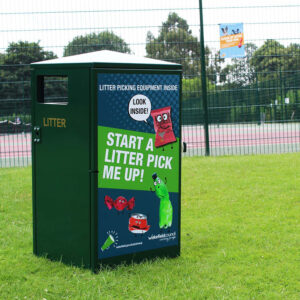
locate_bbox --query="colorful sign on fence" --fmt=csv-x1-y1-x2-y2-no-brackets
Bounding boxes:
219,23,245,58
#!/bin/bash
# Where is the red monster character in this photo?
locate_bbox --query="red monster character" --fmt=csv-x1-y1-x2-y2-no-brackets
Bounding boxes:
104,196,135,211
128,213,150,234
151,106,176,148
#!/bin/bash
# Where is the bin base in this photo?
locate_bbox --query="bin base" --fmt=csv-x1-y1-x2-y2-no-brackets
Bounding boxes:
95,245,180,273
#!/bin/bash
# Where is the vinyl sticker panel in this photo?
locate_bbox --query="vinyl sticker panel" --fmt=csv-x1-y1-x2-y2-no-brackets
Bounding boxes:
97,73,180,259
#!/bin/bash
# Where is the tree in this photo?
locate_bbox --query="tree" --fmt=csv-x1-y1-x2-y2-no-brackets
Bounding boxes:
63,31,131,56
250,40,300,83
206,50,225,85
220,43,258,86
1,41,57,101
283,43,300,75
0,53,4,64
146,12,207,77
250,39,285,82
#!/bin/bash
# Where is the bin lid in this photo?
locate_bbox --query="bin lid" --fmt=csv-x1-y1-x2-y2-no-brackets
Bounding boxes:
31,50,181,69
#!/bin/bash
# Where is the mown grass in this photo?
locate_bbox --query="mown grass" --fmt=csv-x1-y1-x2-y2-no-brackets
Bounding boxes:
0,154,299,299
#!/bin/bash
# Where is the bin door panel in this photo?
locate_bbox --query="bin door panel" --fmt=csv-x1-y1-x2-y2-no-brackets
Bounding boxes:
95,70,181,264
32,69,91,267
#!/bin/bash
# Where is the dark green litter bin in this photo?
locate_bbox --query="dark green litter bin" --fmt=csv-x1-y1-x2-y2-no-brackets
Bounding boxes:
31,50,182,272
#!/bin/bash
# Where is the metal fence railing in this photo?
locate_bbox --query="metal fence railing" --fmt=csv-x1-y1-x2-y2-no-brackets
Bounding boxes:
0,1,299,167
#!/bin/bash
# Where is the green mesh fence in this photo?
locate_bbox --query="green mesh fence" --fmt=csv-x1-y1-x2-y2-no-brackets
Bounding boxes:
0,1,299,166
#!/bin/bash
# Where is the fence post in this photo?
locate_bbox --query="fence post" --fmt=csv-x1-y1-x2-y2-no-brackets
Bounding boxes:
279,67,284,121
255,73,261,125
199,0,210,156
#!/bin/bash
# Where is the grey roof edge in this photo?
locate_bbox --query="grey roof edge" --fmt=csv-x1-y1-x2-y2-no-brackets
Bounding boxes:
31,50,181,67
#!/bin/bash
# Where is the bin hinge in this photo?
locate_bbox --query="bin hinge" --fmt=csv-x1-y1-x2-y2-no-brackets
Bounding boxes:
33,126,41,143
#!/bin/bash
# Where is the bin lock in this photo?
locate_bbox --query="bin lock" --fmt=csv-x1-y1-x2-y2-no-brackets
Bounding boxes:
33,126,41,143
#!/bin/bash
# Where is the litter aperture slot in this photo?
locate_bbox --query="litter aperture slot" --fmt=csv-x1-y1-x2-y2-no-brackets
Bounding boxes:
37,75,68,105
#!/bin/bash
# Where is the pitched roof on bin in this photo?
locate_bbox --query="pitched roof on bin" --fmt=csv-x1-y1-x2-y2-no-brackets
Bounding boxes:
32,50,180,66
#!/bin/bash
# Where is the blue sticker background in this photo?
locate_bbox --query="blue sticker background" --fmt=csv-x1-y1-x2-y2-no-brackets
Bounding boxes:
98,73,180,137
98,189,179,259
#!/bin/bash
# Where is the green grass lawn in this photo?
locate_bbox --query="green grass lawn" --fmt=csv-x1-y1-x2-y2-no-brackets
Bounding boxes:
0,154,299,299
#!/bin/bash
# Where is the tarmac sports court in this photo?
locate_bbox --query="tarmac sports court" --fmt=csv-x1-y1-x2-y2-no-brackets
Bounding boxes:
0,122,299,167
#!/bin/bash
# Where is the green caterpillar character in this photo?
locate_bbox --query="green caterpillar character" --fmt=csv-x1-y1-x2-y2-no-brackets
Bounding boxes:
152,173,173,229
